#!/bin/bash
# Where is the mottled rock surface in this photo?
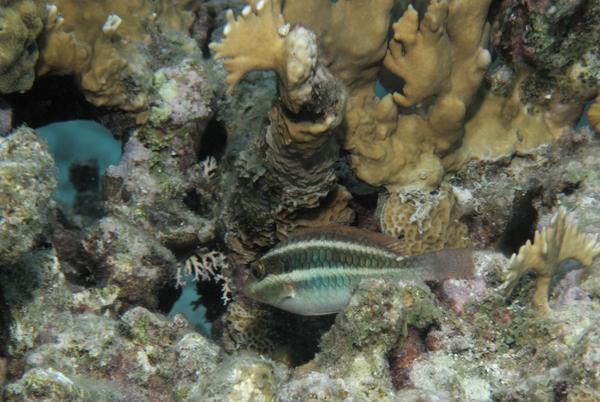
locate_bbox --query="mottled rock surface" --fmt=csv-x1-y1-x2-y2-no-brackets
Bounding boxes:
0,127,56,266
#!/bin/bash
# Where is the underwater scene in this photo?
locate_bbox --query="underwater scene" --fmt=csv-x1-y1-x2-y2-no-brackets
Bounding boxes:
1,0,600,400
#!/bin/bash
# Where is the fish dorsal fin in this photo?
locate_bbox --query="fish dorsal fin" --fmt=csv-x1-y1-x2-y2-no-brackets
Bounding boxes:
288,225,406,255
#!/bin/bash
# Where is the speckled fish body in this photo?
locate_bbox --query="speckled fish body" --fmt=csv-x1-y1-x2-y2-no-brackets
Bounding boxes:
243,226,474,315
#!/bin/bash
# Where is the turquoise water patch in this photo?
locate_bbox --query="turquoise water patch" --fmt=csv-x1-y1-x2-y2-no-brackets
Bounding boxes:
37,120,121,207
169,279,212,335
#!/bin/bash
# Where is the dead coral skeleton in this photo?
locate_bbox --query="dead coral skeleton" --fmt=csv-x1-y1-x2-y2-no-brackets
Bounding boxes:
178,250,232,305
502,208,600,313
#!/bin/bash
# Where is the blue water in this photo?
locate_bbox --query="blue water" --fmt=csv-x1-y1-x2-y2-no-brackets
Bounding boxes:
37,120,122,207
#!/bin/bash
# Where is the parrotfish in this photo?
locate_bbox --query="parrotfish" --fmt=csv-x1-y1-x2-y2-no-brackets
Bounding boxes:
243,226,474,315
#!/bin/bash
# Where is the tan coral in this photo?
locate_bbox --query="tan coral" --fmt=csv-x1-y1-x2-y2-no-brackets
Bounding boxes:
210,0,287,91
445,75,583,169
384,3,452,107
345,0,491,191
37,0,197,110
0,0,46,93
377,184,469,256
502,209,600,313
283,0,394,90
279,185,355,239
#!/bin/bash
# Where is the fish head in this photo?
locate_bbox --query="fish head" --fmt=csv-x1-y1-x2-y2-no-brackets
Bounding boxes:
243,265,299,312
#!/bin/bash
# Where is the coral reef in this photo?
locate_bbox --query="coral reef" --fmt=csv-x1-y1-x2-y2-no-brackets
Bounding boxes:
104,136,215,249
447,0,600,167
0,127,56,266
1,0,600,401
0,0,46,93
38,0,199,110
590,95,600,134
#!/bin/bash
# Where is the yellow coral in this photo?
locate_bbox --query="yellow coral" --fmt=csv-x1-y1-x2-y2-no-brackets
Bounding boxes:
445,75,583,169
377,184,469,255
502,209,600,313
37,0,196,110
345,0,492,191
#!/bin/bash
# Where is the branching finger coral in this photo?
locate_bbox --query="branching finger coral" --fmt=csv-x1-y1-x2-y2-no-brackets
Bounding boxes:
502,209,600,313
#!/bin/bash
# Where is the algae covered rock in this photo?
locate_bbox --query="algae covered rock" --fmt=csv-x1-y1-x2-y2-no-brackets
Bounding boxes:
3,367,89,401
79,216,177,309
104,136,215,250
0,126,56,266
187,352,288,402
1,248,224,401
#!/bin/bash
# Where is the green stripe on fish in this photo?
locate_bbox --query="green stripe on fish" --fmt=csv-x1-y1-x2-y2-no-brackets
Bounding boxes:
243,226,474,315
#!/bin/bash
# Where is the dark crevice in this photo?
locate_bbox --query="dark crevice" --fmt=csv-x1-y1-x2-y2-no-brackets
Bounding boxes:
194,279,228,322
0,286,10,358
4,75,98,128
197,116,227,161
157,283,182,314
560,181,580,196
70,160,105,220
498,183,543,255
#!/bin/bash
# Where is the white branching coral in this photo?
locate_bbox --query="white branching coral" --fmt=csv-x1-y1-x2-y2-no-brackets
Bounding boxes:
178,250,232,305
198,156,218,180
502,208,600,313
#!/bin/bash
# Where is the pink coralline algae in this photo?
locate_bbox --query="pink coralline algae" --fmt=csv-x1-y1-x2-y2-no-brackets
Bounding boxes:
153,59,213,127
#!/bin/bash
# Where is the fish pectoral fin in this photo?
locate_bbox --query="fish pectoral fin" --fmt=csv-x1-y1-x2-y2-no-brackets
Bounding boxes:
282,283,296,299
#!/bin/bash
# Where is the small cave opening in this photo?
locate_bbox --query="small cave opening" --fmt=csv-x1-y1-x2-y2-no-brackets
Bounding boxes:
498,184,543,256
197,116,227,161
4,75,97,128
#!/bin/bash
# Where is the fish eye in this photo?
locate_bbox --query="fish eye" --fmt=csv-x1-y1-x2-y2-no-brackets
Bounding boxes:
251,261,266,279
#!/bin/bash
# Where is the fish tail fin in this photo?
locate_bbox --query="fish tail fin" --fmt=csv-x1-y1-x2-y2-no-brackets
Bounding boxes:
416,248,475,282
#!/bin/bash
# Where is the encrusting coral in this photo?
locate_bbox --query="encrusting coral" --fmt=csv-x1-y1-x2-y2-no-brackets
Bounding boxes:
502,208,600,313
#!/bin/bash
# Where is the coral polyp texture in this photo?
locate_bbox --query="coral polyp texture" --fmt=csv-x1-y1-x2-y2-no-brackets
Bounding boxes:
377,184,469,255
2,0,600,400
